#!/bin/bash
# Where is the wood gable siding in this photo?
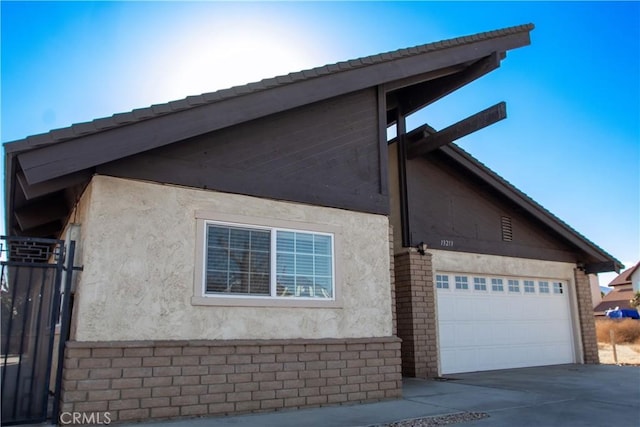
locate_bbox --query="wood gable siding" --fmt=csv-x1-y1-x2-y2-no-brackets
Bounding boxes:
97,88,388,215
406,150,580,263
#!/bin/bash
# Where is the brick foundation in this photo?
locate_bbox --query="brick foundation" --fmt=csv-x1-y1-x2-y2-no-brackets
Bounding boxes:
60,337,402,423
574,268,600,364
394,250,439,378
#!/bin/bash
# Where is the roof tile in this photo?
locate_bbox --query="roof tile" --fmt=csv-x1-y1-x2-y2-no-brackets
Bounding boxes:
91,117,118,130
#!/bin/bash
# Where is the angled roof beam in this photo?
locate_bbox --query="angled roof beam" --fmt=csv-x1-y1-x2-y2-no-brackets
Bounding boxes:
585,261,622,274
15,198,68,231
17,169,92,200
387,52,501,124
407,102,506,159
15,25,533,185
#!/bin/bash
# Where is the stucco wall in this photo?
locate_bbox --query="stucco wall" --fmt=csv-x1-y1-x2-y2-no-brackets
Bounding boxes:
71,175,392,341
430,249,579,280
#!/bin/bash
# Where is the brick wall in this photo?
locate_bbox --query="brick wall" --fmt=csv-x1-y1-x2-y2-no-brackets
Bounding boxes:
394,250,439,378
574,268,599,364
60,337,401,423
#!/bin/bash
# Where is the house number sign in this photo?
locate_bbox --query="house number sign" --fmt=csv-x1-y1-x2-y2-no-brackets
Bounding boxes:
440,239,454,247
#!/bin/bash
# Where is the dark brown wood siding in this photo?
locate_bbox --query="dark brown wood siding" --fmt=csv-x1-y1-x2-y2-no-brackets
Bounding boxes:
406,150,580,263
98,89,388,214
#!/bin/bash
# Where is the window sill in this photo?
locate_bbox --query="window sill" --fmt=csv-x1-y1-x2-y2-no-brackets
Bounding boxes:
191,295,342,308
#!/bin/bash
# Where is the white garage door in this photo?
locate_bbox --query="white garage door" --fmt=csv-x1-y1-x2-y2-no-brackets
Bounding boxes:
436,273,575,374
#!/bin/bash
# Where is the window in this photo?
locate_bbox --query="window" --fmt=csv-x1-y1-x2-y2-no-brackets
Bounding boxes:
524,280,535,293
508,279,520,293
539,281,550,294
553,282,564,294
491,278,504,292
436,274,450,289
455,276,469,290
473,277,487,291
203,222,334,300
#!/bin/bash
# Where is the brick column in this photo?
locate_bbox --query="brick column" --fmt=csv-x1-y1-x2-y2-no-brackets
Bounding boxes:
394,250,439,378
574,268,599,364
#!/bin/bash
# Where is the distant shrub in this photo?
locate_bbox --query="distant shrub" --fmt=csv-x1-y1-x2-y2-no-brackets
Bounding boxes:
630,291,640,308
596,318,640,344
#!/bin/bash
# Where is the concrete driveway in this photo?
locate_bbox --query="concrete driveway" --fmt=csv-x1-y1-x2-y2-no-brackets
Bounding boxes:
128,364,639,427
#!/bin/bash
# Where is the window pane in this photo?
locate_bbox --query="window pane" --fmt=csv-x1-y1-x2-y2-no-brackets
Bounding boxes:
315,277,333,298
553,282,563,294
314,256,332,276
249,273,270,295
296,233,314,254
276,231,334,299
251,251,270,274
524,280,535,293
277,253,295,275
251,232,270,252
207,248,229,271
229,228,250,250
314,235,332,255
208,226,229,248
296,254,314,275
455,276,468,290
277,275,295,297
229,249,249,273
296,276,314,296
436,275,449,289
539,281,550,293
206,271,228,293
276,231,294,252
205,225,270,296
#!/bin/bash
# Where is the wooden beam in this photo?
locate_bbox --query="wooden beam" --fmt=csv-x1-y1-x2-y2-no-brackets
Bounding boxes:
396,110,411,247
15,198,68,231
407,102,507,159
17,169,92,200
392,53,501,120
584,261,622,274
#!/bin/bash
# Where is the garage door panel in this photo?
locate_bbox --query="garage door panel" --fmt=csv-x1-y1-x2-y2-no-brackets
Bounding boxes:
437,272,575,374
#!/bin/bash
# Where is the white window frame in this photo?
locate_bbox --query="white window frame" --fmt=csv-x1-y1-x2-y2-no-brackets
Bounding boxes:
523,280,536,294
491,278,504,292
508,279,520,293
455,275,469,290
192,211,342,308
473,277,487,291
436,274,450,289
539,281,550,294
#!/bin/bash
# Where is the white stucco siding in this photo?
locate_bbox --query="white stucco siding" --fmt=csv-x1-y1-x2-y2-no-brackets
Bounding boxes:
72,175,392,341
430,250,578,280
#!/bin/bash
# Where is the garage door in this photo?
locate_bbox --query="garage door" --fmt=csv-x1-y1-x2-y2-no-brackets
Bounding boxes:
436,273,575,374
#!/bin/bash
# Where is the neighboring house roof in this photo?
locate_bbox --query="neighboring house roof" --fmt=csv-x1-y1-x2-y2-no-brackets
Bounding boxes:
608,261,640,287
594,288,636,315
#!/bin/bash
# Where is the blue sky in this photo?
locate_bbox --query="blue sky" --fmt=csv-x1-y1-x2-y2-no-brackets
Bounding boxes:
2,1,639,283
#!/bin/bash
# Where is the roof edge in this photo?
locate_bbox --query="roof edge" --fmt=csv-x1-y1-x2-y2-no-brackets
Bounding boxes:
440,144,623,271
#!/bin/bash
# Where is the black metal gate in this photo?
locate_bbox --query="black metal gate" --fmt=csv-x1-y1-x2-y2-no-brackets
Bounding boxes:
1,236,77,425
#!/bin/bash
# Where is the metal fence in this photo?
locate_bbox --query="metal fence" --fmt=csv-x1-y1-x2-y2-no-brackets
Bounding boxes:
1,236,77,425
